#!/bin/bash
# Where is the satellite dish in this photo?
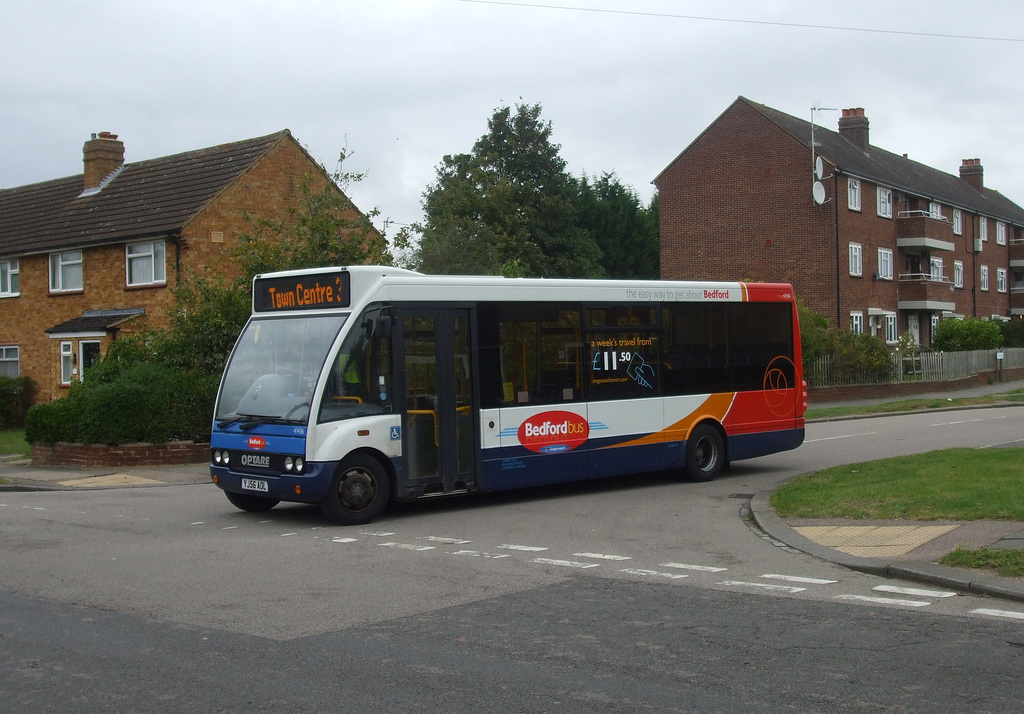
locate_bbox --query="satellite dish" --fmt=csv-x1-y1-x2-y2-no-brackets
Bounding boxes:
815,156,825,180
812,181,826,205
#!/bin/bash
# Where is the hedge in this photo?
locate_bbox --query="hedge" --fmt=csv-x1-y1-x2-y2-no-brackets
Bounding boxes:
0,376,38,430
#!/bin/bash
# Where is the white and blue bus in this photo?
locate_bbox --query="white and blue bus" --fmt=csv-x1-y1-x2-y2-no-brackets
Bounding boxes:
210,266,805,525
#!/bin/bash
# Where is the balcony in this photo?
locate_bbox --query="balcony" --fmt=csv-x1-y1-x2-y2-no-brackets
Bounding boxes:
896,212,955,252
1012,284,1024,316
1011,238,1024,266
897,273,956,311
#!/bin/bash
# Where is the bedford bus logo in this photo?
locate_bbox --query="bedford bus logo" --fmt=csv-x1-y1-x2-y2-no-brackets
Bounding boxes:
247,436,266,450
518,411,589,454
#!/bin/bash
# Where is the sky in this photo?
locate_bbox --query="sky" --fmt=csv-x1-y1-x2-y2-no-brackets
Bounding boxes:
2,0,1023,241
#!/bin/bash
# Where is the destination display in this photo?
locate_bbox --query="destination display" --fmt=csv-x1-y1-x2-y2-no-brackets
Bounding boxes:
253,272,351,312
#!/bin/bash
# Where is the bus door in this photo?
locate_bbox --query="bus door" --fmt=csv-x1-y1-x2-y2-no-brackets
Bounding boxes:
398,308,477,495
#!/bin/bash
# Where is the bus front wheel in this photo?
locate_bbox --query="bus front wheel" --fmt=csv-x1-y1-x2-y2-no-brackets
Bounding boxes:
320,454,390,526
225,490,280,513
684,424,724,483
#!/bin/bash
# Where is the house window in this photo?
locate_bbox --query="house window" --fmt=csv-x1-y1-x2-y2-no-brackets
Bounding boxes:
997,268,1007,293
0,259,18,297
885,314,898,344
980,265,989,291
931,314,940,342
928,202,944,220
877,187,893,218
953,260,964,288
849,242,863,277
953,209,963,235
877,248,893,280
980,217,988,242
996,222,1007,246
50,250,83,292
848,179,861,211
850,311,864,334
0,346,18,377
60,341,74,385
929,257,944,282
126,240,166,286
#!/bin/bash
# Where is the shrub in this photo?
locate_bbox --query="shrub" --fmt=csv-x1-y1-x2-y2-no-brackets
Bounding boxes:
0,376,37,429
932,317,1002,352
1000,317,1024,348
25,390,84,444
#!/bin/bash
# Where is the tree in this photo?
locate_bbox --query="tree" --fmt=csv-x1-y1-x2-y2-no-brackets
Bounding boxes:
575,172,659,279
416,102,603,278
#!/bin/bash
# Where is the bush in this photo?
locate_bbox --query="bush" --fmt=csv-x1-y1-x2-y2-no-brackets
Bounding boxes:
0,376,37,429
932,318,1003,352
1000,317,1024,348
25,364,217,445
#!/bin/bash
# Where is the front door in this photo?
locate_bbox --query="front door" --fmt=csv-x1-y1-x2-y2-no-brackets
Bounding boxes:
907,313,920,345
399,308,476,494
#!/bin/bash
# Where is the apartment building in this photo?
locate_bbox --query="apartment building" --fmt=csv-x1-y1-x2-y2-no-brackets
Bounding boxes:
655,97,1024,346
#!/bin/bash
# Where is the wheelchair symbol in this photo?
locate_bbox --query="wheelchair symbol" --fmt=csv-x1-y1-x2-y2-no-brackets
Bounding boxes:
390,426,402,441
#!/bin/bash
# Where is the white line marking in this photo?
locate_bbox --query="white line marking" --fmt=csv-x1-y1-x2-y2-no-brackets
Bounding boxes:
532,558,600,569
835,594,930,607
620,568,688,579
281,532,297,537
971,608,1024,620
574,552,632,561
422,536,472,544
222,526,238,530
258,520,273,524
331,537,358,543
450,550,511,559
498,544,548,552
661,562,728,572
805,432,876,443
191,522,204,526
762,574,838,584
873,584,957,598
360,531,397,537
718,580,805,593
380,542,435,551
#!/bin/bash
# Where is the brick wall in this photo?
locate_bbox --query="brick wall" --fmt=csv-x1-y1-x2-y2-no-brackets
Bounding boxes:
31,440,210,468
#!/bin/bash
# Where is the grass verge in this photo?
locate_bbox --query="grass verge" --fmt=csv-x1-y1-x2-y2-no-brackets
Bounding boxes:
939,547,1024,577
0,429,30,459
804,388,1024,421
770,448,1024,521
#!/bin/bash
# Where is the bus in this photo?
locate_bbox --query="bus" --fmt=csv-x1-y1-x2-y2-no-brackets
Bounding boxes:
210,266,806,525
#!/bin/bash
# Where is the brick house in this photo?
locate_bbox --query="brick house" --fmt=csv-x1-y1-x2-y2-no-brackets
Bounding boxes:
655,97,1024,346
0,129,367,402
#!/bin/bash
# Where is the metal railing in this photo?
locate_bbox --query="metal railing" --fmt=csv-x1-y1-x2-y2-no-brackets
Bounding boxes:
805,347,1024,387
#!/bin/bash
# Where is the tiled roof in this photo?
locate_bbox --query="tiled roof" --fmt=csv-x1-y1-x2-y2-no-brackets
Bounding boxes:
741,98,1024,226
45,307,146,335
0,130,290,258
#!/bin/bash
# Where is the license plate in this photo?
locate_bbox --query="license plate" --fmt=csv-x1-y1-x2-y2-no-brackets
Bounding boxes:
241,478,269,493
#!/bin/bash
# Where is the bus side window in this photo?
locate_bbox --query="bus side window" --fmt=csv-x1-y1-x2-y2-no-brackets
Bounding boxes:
318,310,393,423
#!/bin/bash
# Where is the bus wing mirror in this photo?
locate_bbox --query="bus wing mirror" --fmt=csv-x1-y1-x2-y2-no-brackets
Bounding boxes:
375,312,393,338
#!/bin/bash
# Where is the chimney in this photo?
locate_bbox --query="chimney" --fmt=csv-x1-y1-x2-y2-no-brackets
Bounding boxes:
838,108,870,152
959,158,984,191
83,131,125,191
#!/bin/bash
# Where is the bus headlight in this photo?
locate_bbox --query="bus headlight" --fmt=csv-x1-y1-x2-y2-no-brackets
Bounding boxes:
284,456,305,474
284,456,294,472
294,457,304,473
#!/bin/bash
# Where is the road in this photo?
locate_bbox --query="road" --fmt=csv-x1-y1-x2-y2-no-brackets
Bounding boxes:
2,406,1023,711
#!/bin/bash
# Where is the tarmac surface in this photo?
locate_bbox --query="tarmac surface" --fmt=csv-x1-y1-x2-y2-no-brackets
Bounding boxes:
2,377,1023,602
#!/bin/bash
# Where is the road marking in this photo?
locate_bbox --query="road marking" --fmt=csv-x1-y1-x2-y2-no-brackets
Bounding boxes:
331,537,358,543
360,531,396,537
661,562,727,572
498,544,548,552
422,536,472,544
718,581,805,593
835,594,930,607
805,431,876,443
574,552,632,561
380,542,435,551
971,608,1024,620
450,550,511,559
762,574,838,584
532,558,600,569
191,522,204,526
873,584,957,598
620,568,688,579
222,526,238,530
281,532,298,537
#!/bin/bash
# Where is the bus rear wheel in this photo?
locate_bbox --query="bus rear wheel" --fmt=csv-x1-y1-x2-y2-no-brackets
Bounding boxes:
320,454,390,526
225,490,280,513
684,424,724,483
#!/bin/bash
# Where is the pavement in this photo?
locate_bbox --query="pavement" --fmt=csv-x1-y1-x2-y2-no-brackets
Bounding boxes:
2,377,1023,602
